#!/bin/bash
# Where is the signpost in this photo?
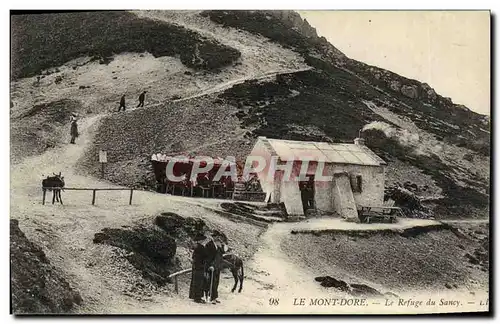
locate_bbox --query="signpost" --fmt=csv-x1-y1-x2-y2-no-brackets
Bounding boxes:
99,150,107,178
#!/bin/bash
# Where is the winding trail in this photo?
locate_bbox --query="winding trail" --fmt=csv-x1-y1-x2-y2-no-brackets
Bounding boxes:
440,219,489,225
10,66,328,314
10,64,488,314
173,67,312,103
121,66,313,113
137,222,345,314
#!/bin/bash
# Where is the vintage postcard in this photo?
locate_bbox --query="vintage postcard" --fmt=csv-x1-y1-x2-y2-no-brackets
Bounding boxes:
9,9,490,315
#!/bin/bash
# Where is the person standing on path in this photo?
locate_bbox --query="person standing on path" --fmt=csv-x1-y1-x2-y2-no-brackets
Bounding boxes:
189,234,208,304
118,95,126,112
205,237,224,304
137,91,147,108
69,114,79,144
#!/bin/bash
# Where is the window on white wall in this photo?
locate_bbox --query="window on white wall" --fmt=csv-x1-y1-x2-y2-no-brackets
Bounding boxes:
350,174,362,193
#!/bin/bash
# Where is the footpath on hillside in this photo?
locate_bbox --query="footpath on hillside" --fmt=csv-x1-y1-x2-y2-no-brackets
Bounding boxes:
10,68,489,314
9,68,335,314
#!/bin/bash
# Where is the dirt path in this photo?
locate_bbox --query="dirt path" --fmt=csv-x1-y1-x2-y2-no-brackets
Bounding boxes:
120,66,312,115
10,66,327,314
10,79,489,314
134,222,338,314
11,115,104,200
10,110,326,314
440,219,489,225
173,67,312,103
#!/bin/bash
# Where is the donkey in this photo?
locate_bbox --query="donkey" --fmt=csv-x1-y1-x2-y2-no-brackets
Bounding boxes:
221,253,244,293
42,172,65,204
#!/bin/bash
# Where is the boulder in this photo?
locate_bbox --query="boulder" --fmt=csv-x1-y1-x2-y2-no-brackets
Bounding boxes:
93,227,177,285
401,84,419,99
426,88,437,101
389,80,401,91
183,217,208,237
384,185,430,217
315,276,349,292
155,213,185,233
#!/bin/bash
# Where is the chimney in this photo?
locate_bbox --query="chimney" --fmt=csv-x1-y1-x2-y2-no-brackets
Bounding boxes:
354,138,366,146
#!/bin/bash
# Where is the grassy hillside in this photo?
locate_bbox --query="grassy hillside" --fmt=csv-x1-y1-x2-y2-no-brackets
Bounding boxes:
78,95,254,187
11,11,241,79
220,70,488,219
282,222,489,292
10,219,82,314
220,69,388,141
10,99,82,164
202,10,490,156
10,10,490,219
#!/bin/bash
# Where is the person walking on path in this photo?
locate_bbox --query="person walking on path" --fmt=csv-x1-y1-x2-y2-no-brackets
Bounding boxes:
118,95,126,112
137,91,147,108
70,114,79,144
189,234,208,304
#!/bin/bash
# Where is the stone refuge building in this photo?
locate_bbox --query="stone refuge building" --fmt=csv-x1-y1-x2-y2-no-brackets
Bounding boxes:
247,137,387,220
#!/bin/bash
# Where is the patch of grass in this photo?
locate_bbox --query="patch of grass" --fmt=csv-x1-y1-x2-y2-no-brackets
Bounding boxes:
11,11,241,79
220,69,389,142
363,128,489,217
10,99,82,163
203,10,490,156
282,224,489,291
10,219,82,314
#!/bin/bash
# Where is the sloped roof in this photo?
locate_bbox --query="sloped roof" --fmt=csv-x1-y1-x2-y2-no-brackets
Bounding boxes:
260,137,386,166
151,154,236,165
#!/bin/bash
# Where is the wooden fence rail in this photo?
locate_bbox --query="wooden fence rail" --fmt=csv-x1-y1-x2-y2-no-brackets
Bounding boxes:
42,187,134,205
168,268,192,294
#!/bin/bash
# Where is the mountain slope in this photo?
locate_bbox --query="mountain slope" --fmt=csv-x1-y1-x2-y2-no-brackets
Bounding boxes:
10,219,82,314
10,10,490,220
10,11,241,79
9,10,491,314
203,10,490,155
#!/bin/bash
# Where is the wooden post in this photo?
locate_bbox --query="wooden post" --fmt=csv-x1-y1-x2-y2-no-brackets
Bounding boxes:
129,189,134,205
99,150,107,179
42,189,46,205
174,276,179,294
92,189,96,205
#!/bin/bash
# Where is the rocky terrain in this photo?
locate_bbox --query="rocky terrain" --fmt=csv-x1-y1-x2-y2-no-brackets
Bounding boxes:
10,10,490,219
92,212,234,286
9,10,490,314
283,221,489,294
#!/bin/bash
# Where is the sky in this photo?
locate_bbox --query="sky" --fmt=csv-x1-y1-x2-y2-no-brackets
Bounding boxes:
298,11,490,116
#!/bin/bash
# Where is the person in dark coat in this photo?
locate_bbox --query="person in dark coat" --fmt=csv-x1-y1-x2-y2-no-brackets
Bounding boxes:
306,186,314,209
189,234,208,303
137,91,147,108
70,115,79,144
300,183,308,214
204,237,224,304
118,95,126,111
